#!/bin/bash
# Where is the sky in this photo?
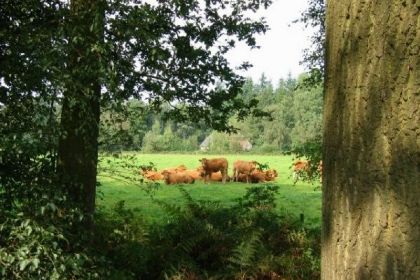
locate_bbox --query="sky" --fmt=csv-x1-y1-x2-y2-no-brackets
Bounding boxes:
226,0,313,84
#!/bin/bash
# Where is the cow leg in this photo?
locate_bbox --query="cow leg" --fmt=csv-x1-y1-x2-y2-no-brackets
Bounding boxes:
221,170,226,184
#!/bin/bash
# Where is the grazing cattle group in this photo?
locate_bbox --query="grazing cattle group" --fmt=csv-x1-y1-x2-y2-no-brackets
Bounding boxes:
140,158,322,185
140,158,278,185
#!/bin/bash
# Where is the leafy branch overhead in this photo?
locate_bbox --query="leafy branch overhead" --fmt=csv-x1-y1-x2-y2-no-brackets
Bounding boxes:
104,0,273,131
1,0,273,131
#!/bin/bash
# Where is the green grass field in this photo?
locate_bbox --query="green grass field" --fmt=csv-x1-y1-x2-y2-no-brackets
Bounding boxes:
97,153,322,228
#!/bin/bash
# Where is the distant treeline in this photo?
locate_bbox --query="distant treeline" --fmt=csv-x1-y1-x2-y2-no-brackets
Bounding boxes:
99,73,323,153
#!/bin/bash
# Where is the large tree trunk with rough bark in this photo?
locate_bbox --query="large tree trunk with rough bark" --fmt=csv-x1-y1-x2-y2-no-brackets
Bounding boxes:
57,0,104,219
322,0,419,279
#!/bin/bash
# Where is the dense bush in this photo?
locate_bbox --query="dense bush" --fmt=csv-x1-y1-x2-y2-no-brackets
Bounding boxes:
94,185,320,279
0,206,110,279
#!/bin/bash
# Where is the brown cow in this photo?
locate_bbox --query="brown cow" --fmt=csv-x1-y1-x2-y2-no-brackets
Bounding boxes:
233,160,258,183
161,170,195,185
185,168,203,180
199,158,228,183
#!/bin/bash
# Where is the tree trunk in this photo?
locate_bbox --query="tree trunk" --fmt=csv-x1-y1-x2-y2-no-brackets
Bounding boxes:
57,0,104,219
322,0,419,279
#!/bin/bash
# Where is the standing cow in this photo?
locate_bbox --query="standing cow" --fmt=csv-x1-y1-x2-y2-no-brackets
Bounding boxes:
199,158,228,184
233,160,258,183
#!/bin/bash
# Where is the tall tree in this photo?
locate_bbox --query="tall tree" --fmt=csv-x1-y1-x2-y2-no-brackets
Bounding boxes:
323,1,419,279
57,0,105,218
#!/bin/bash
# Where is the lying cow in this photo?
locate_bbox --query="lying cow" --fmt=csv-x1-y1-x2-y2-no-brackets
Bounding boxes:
141,170,163,181
199,158,228,183
185,168,204,180
140,164,187,181
161,170,195,185
233,160,258,183
236,170,263,183
209,171,231,182
236,169,278,183
162,164,187,173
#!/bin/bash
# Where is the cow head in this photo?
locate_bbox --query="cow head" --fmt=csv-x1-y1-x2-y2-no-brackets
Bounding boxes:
265,169,278,181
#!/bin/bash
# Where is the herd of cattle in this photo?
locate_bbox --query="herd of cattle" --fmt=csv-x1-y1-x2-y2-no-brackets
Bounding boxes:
140,158,278,185
140,158,323,185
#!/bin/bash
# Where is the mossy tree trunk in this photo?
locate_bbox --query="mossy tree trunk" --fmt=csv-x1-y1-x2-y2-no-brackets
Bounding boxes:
323,0,419,279
57,0,105,220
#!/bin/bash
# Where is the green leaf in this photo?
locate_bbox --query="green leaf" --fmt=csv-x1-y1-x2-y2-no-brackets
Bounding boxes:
19,259,30,271
32,258,40,269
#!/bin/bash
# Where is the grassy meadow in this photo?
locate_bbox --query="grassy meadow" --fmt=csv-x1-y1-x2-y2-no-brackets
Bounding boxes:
97,153,322,228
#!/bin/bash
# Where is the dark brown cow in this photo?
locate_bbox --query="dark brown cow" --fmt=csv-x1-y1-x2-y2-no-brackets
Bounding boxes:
199,158,228,183
233,160,258,183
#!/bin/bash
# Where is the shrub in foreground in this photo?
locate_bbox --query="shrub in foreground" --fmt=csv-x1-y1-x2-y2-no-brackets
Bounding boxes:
95,185,320,279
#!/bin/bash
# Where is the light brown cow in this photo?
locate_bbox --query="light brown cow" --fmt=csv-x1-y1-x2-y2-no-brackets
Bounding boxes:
233,160,258,183
292,160,309,183
293,160,322,183
265,169,278,181
161,170,195,185
209,171,231,182
199,158,228,183
185,168,203,180
141,170,164,181
317,160,323,183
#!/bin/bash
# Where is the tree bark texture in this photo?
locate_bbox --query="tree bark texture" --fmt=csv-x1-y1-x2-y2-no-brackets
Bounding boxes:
57,0,104,217
323,0,419,279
